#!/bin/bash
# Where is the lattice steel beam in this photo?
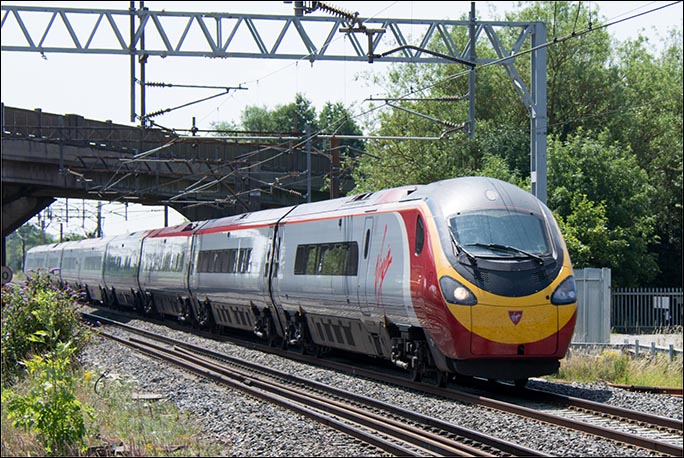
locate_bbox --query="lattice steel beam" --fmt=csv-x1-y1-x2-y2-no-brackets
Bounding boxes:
2,4,532,64
1,3,548,201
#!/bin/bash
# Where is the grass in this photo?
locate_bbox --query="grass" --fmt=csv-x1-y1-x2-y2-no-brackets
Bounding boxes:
4,350,680,457
547,349,683,388
2,365,225,457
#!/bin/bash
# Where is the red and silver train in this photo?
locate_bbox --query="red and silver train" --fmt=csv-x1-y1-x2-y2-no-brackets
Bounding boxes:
25,176,577,386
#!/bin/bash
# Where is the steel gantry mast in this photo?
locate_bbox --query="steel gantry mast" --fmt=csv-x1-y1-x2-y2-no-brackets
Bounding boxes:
1,1,548,201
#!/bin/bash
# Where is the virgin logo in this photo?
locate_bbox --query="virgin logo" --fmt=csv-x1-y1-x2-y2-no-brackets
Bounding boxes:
374,225,392,306
509,311,523,325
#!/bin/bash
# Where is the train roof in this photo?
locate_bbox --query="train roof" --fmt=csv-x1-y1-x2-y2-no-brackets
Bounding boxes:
107,229,154,241
403,176,546,216
61,236,115,251
26,242,62,253
283,185,419,219
197,206,295,234
146,220,207,238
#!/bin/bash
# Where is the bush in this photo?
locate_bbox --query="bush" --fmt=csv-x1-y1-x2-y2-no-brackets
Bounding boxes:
1,271,89,384
2,340,95,456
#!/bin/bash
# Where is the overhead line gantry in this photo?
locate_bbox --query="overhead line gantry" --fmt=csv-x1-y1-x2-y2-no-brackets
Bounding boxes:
1,1,549,202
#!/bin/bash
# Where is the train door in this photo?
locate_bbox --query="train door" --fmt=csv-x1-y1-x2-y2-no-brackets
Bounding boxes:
264,224,278,306
343,215,354,307
266,225,289,336
356,216,374,316
187,231,201,296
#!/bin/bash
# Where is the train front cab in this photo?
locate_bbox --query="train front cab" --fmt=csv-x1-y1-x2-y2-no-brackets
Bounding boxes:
414,178,578,383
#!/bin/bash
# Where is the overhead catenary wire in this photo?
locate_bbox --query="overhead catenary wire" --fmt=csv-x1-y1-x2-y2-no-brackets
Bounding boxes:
32,1,682,235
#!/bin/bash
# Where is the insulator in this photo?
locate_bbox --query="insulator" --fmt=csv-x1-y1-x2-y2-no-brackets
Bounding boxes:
315,2,358,22
145,109,169,118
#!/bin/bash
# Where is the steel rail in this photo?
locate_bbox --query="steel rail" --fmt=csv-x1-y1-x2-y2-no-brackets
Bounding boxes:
83,311,545,456
83,310,683,456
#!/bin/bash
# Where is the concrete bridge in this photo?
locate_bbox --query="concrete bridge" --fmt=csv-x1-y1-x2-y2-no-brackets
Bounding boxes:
2,105,347,263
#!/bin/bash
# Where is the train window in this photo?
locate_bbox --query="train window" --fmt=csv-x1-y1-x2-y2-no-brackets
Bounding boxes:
225,250,237,272
450,210,550,255
415,215,425,255
62,257,77,271
197,248,252,274
237,249,252,273
363,229,371,259
294,242,358,276
175,252,185,272
84,256,101,271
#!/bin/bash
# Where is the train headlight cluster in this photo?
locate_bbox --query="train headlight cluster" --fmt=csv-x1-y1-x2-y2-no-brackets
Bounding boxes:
551,276,577,305
439,276,477,305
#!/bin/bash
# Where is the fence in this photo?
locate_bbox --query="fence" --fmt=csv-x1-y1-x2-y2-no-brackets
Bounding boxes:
611,287,683,333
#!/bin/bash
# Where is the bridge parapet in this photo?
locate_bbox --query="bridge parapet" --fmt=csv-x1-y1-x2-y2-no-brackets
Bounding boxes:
2,106,170,152
2,105,341,241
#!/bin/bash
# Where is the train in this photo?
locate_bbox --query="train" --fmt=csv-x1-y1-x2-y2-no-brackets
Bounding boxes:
24,176,577,387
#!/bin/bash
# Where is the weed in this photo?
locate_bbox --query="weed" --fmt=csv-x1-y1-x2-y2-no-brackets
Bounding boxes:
2,338,94,456
2,271,89,384
550,349,683,387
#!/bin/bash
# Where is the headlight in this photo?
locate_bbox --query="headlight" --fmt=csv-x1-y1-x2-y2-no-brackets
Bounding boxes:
551,276,576,305
439,276,477,305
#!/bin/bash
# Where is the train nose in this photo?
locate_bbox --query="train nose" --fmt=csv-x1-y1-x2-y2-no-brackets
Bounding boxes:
469,303,559,356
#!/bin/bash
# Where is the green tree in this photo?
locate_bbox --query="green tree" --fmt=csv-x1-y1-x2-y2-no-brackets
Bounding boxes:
213,93,319,134
350,1,680,286
547,130,657,286
607,31,683,286
212,94,366,197
5,223,55,273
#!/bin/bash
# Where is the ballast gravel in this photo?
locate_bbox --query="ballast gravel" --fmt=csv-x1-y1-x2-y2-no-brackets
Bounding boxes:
79,313,683,457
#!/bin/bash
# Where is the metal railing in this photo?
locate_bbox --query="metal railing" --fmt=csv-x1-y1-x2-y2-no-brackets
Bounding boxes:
611,287,683,334
569,341,682,361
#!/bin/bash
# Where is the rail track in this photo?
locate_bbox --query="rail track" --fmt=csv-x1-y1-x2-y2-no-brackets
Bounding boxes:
606,382,683,397
82,309,683,456
85,312,545,456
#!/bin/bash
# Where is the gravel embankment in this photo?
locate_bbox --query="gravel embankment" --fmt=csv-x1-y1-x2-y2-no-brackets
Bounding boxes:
80,313,683,457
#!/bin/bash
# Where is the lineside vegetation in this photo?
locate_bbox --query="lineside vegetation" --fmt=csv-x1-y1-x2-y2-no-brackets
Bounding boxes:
2,274,680,456
1,273,219,457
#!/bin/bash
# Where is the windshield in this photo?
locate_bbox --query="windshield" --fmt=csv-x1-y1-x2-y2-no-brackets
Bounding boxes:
449,209,551,258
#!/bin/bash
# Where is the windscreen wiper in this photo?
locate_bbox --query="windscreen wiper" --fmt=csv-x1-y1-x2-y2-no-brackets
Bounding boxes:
449,230,478,265
467,242,544,264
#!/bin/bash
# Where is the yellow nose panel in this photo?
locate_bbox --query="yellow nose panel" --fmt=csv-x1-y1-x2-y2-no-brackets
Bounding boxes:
448,302,576,344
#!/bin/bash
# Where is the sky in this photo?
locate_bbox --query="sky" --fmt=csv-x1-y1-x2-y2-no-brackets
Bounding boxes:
2,1,682,239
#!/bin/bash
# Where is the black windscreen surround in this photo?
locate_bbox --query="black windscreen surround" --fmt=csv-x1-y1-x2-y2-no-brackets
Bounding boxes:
415,215,425,255
421,177,565,297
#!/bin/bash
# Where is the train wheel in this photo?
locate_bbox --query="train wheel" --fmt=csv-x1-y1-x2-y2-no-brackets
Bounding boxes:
260,314,281,348
452,373,474,387
306,343,323,357
265,322,281,348
434,370,449,388
133,291,144,314
197,299,215,329
410,362,423,382
143,294,157,317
